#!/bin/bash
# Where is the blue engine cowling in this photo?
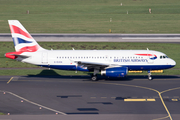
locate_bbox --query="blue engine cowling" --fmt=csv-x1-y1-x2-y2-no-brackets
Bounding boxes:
101,67,128,77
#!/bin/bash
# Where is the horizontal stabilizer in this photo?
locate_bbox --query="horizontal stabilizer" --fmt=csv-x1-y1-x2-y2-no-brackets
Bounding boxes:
11,54,30,58
5,51,29,59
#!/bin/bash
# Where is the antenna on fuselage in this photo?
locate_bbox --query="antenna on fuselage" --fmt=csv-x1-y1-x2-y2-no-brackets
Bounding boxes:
72,48,75,50
147,48,149,51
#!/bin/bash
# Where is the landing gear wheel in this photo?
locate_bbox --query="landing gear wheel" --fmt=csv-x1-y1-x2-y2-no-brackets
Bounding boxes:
91,69,99,81
91,75,97,81
148,76,152,80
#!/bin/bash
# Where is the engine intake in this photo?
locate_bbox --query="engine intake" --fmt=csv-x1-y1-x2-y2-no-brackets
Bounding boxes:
101,67,128,77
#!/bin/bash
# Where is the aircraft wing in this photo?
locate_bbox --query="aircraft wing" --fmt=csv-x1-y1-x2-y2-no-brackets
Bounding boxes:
75,61,120,69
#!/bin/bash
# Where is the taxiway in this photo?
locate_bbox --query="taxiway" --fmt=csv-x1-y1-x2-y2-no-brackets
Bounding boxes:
0,75,180,120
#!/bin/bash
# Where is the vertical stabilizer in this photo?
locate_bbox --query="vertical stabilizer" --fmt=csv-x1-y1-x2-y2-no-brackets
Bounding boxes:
8,20,44,52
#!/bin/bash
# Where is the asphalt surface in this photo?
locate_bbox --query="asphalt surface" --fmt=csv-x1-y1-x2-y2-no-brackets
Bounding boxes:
0,75,180,120
1,33,180,43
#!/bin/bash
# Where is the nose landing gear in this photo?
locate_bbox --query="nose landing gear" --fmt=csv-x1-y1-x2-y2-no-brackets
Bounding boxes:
148,70,152,80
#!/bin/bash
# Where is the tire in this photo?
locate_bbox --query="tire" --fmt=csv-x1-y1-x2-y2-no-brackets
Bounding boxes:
91,76,97,81
148,77,152,80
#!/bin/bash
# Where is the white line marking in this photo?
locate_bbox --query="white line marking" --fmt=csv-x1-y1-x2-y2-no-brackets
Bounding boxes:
122,37,180,39
0,90,67,115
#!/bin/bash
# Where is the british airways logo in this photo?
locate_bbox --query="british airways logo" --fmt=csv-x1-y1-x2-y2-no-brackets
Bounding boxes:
114,59,148,62
114,53,157,63
135,54,157,60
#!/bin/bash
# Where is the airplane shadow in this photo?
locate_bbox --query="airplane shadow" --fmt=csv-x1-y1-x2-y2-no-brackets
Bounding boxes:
27,69,180,81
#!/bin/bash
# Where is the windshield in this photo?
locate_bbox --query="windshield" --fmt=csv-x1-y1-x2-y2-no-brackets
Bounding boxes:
160,55,168,59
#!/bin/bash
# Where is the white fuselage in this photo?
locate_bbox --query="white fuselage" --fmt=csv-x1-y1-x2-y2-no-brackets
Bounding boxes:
19,49,176,72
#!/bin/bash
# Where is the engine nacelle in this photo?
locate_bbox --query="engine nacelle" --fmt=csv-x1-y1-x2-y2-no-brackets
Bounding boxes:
101,67,128,77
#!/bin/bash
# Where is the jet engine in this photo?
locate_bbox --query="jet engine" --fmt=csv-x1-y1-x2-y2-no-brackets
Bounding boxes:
101,67,128,77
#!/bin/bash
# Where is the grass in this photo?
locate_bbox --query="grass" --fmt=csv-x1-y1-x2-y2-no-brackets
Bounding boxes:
0,42,179,76
0,112,5,115
0,0,180,33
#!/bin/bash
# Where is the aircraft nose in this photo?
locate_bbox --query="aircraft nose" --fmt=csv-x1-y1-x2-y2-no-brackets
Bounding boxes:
171,59,176,66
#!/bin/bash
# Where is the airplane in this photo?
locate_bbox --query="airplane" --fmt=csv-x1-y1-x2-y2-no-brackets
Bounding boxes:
5,20,176,81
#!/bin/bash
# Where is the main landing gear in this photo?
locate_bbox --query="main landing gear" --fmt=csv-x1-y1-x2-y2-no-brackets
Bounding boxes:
91,75,97,81
148,70,152,80
91,69,99,81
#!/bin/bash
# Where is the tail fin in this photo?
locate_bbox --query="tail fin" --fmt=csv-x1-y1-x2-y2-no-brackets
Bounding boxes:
8,20,44,52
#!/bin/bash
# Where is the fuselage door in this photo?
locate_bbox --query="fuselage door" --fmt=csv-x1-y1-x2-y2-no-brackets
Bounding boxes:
42,52,48,63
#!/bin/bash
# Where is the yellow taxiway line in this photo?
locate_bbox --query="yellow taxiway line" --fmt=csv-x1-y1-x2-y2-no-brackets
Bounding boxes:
7,77,13,84
101,82,173,120
124,99,156,102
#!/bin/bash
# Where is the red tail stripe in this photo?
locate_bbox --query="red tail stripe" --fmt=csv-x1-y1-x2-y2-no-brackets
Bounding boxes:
10,25,32,39
19,45,39,52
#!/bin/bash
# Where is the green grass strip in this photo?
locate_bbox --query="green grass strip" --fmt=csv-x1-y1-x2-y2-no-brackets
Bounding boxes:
0,0,180,33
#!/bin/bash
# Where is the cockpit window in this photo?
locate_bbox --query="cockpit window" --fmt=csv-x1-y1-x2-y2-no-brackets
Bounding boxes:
160,55,168,59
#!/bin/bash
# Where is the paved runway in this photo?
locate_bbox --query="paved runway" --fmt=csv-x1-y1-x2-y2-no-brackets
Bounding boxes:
0,75,180,120
1,33,180,43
